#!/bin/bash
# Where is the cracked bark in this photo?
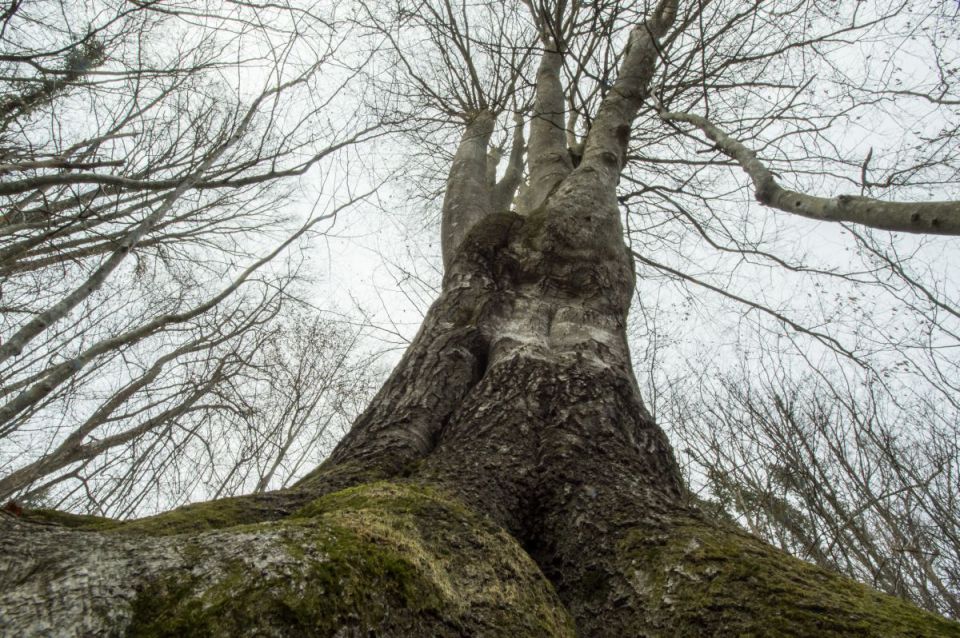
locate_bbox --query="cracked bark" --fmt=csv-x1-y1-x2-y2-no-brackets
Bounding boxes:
3,144,953,633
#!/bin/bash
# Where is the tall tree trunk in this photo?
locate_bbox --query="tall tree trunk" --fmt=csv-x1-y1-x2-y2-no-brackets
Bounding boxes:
2,2,958,634
2,151,957,636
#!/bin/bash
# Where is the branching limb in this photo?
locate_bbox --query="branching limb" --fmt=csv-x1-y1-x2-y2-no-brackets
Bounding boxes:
659,108,960,235
492,112,526,213
580,0,679,187
0,192,373,430
0,67,322,366
440,111,495,270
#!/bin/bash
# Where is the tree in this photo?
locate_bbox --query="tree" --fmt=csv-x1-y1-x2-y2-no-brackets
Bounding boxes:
0,0,381,513
665,363,960,617
2,0,960,636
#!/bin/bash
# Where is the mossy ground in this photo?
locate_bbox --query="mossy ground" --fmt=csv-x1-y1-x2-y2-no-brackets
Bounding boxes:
126,481,576,637
621,515,960,637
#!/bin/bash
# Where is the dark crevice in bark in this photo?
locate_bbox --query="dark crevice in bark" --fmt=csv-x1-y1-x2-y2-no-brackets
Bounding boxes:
327,175,690,633
290,170,707,635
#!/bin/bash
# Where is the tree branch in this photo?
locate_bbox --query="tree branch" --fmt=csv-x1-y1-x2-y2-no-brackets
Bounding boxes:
492,112,526,213
658,108,960,236
440,110,495,270
521,43,571,213
579,0,679,187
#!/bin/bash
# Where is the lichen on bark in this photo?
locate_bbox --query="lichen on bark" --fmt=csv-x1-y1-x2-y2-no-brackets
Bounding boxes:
1,481,575,637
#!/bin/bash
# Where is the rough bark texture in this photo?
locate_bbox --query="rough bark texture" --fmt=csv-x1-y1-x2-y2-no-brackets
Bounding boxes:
3,153,959,636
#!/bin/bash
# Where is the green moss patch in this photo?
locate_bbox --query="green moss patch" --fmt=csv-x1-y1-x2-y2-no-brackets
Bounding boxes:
294,458,391,491
16,464,410,537
21,494,292,536
20,507,114,529
128,481,575,637
129,523,445,637
622,515,960,637
108,496,273,536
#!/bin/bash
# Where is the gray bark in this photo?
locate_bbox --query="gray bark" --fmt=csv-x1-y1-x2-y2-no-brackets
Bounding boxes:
659,108,960,235
2,171,952,634
521,44,573,214
440,112,496,270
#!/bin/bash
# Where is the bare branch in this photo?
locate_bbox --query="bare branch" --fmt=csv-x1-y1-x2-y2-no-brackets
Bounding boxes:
659,108,960,235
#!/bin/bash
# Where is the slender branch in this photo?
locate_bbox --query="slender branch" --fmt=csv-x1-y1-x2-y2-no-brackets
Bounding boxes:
0,68,320,366
633,250,861,362
492,112,526,213
0,191,373,427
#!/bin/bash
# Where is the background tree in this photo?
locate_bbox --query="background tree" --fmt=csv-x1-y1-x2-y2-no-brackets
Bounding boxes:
666,363,960,617
2,0,960,636
0,0,382,515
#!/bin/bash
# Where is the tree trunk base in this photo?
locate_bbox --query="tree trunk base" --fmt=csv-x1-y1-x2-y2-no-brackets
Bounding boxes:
3,478,958,636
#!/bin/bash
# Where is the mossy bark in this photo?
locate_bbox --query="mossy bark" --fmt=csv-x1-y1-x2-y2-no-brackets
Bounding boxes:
2,482,576,636
3,164,959,636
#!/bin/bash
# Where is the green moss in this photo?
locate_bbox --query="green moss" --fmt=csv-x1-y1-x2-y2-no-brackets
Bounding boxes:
292,480,467,521
18,493,282,536
294,458,391,491
448,211,523,274
622,515,960,637
129,521,446,637
128,481,576,637
20,507,114,529
464,211,523,252
103,495,271,536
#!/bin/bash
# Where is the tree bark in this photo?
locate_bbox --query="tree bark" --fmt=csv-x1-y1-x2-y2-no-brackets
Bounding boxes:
2,2,959,634
2,144,958,636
